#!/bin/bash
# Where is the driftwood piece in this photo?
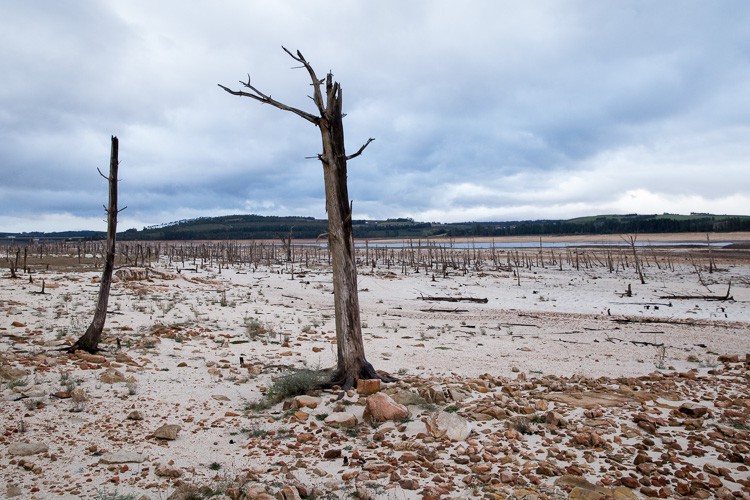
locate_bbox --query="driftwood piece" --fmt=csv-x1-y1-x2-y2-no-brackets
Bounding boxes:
420,308,469,313
606,336,664,348
418,295,488,303
611,317,697,326
659,282,732,301
631,340,664,347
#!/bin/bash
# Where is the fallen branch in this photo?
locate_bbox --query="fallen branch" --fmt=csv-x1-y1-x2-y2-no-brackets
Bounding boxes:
611,317,697,326
611,302,673,307
605,337,625,343
420,308,469,313
631,340,664,347
418,295,488,303
659,282,732,301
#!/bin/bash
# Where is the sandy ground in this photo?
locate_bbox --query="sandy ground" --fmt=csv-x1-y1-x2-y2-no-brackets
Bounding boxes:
1,239,749,499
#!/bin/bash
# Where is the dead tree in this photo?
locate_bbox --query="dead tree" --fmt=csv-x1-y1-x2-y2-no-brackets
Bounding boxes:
622,234,645,284
220,47,390,389
279,226,294,262
70,136,121,353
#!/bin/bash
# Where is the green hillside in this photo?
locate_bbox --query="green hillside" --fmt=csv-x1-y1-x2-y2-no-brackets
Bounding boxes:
5,213,749,242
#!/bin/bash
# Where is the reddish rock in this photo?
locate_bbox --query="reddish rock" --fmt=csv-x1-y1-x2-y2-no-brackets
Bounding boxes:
296,432,315,443
399,478,419,490
155,465,182,478
707,474,723,488
76,351,107,364
679,402,709,418
357,378,381,396
322,449,341,459
363,392,409,422
572,431,604,447
718,354,739,363
292,395,321,409
621,476,639,489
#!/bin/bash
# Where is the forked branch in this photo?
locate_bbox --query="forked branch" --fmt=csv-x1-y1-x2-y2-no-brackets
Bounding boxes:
282,46,327,116
218,74,319,124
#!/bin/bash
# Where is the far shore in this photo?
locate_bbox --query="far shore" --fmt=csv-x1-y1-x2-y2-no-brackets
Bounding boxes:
176,231,750,246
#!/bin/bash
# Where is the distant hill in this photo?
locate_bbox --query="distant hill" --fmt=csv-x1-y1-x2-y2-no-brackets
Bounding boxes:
4,213,750,242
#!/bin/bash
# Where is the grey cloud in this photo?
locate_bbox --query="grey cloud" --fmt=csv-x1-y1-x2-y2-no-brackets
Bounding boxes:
1,1,749,232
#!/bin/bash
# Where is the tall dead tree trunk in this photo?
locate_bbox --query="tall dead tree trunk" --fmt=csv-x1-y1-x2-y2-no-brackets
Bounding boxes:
71,136,120,353
220,47,390,389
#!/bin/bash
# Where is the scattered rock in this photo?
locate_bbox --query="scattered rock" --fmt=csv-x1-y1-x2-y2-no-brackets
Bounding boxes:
154,424,181,440
425,411,472,441
324,412,357,428
7,442,48,456
363,392,409,422
0,365,28,380
155,464,182,478
292,395,321,409
679,402,708,418
420,384,448,403
357,378,381,395
75,350,107,364
399,478,419,490
99,452,147,464
276,484,301,500
100,367,127,383
126,410,144,420
718,354,739,363
322,449,342,459
5,484,22,498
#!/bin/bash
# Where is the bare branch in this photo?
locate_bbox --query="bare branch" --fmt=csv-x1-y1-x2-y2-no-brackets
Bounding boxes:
346,138,375,161
217,83,319,124
282,46,326,116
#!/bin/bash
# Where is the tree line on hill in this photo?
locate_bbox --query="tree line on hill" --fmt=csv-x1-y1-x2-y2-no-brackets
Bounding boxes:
4,213,749,242
121,213,750,240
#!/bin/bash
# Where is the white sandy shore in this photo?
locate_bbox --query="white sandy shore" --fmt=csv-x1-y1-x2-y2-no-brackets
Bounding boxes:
1,241,749,498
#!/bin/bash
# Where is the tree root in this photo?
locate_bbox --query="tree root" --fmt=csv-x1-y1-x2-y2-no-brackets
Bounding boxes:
321,360,397,392
65,340,100,355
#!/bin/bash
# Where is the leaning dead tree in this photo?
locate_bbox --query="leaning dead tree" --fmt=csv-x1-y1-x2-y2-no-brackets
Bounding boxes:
70,136,122,353
219,47,391,389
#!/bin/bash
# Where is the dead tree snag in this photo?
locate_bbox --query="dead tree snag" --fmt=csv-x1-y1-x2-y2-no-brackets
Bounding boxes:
219,48,391,389
70,136,121,353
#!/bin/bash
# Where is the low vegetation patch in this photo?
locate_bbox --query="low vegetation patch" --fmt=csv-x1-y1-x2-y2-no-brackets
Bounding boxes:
247,367,328,412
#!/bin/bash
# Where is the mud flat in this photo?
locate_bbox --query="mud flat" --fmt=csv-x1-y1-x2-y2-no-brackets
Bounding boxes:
1,239,749,498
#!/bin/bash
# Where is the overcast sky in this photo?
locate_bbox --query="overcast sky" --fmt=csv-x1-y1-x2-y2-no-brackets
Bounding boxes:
2,1,749,233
